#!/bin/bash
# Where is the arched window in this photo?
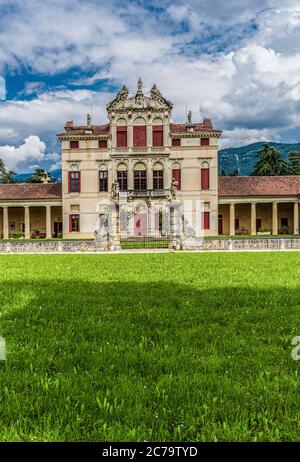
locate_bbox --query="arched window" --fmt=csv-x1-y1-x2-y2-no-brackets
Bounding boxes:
152,118,163,147
133,117,147,147
68,164,80,193
99,164,108,192
117,162,128,191
116,118,127,148
134,162,147,191
172,162,181,190
153,162,164,190
201,161,210,190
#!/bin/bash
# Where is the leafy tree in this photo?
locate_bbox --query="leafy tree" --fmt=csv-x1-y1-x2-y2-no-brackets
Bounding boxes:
288,151,300,175
251,143,290,176
26,168,52,183
0,159,16,183
220,168,227,176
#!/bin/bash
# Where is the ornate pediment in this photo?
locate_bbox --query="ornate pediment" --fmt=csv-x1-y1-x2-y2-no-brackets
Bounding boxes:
106,79,173,113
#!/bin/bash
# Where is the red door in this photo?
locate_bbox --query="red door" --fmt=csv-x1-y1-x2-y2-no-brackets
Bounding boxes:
135,214,147,236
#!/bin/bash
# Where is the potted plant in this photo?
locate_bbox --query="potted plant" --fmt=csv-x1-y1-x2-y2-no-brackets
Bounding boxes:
235,226,249,235
257,227,272,235
278,225,289,235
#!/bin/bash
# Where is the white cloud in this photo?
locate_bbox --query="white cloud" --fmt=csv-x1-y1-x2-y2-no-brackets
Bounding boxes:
1,0,300,163
0,135,46,172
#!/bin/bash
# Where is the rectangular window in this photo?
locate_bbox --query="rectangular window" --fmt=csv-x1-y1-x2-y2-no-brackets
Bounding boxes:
172,169,181,190
153,125,163,147
70,140,79,149
68,171,80,193
153,170,164,190
133,126,147,147
235,218,240,229
203,211,210,230
99,171,108,192
116,126,127,147
99,140,107,148
172,138,181,147
134,170,147,190
201,138,210,146
281,218,288,227
201,168,210,190
69,214,80,232
117,171,128,191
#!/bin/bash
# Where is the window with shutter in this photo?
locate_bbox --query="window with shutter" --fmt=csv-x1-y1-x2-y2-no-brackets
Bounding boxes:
152,125,163,147
68,171,80,193
172,138,181,147
116,126,127,147
203,211,210,230
99,140,107,148
70,214,80,232
201,138,210,146
133,126,147,147
99,171,108,192
172,169,181,190
201,168,210,190
70,140,79,149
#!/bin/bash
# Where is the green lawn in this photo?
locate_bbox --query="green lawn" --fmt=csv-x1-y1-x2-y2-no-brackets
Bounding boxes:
0,253,300,442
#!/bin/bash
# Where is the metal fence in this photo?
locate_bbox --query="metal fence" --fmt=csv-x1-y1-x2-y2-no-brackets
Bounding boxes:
120,233,170,249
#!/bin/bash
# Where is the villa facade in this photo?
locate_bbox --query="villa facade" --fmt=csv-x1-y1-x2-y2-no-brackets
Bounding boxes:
0,80,299,240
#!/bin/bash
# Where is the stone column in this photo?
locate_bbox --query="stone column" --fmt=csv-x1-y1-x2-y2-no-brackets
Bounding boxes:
272,201,278,235
46,205,52,239
163,118,169,148
128,122,133,149
294,201,299,235
165,160,171,190
24,206,30,239
147,158,153,191
251,202,256,235
128,159,134,191
229,203,235,236
147,125,152,148
2,206,8,240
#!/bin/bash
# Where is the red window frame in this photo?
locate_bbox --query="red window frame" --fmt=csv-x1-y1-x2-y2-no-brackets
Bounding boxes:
116,126,127,147
69,214,80,232
70,140,79,149
99,140,107,148
203,211,210,230
172,169,181,190
68,171,81,193
172,138,181,147
133,126,147,147
201,137,210,146
201,168,210,190
152,125,163,147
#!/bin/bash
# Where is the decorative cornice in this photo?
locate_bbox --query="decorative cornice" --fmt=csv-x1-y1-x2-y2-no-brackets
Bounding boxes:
170,132,221,139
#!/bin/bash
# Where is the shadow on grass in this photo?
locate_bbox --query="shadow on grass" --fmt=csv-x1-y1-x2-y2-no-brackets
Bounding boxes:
0,280,300,441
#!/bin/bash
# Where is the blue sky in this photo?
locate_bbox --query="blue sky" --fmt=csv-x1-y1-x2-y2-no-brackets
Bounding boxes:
1,0,300,173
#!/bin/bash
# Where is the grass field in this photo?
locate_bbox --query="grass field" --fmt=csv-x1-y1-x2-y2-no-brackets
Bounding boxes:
0,252,300,442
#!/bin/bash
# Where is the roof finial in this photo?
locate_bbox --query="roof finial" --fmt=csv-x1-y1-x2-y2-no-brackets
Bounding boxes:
187,110,192,124
87,113,91,126
137,77,143,95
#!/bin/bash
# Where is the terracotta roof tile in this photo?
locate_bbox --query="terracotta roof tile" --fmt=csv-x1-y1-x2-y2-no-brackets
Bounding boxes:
57,124,110,137
170,121,221,134
0,183,62,201
219,176,300,197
